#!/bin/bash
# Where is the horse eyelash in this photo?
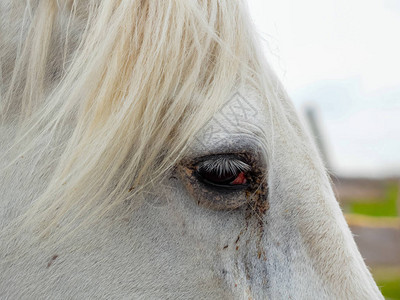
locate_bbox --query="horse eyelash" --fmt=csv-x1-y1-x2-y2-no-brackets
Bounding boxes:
197,157,251,177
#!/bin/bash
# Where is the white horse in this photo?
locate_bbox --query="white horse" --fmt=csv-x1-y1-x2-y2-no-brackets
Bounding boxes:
0,1,383,299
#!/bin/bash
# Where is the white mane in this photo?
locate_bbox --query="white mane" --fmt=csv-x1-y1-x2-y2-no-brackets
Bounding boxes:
1,0,269,235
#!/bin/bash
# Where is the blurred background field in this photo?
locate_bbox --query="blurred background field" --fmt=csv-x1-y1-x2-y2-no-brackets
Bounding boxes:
248,0,400,298
333,177,400,298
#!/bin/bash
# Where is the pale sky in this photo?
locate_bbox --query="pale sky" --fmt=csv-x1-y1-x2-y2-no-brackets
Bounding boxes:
248,0,400,177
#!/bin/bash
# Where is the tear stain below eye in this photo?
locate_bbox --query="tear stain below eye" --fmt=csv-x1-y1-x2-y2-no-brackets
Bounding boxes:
231,172,246,185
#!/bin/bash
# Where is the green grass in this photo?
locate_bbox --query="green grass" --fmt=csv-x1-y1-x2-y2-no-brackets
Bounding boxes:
348,183,399,298
373,268,400,299
350,183,399,217
378,278,400,299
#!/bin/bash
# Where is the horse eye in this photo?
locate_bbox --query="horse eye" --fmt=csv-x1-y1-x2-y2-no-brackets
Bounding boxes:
178,152,262,209
195,163,249,190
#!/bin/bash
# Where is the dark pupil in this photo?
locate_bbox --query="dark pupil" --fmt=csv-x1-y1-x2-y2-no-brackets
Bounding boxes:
198,168,237,185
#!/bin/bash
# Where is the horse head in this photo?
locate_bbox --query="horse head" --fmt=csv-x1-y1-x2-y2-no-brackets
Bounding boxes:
0,1,383,298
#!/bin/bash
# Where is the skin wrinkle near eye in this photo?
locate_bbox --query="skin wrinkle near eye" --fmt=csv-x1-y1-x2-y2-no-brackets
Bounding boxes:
185,136,268,161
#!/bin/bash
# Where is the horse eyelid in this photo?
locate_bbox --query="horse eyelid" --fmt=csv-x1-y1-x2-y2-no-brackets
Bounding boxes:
196,156,251,177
